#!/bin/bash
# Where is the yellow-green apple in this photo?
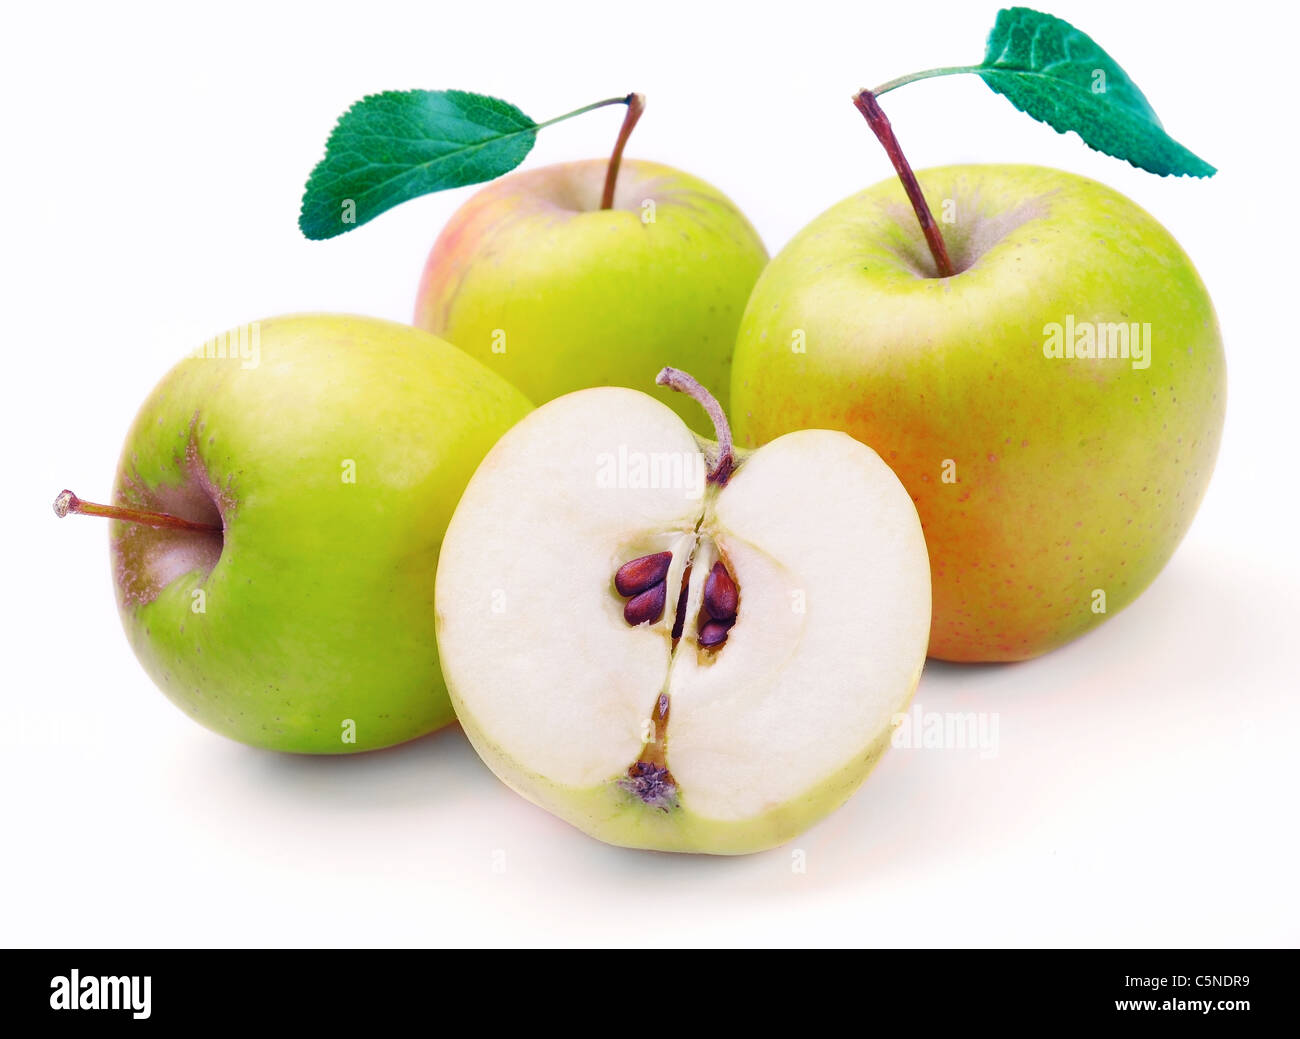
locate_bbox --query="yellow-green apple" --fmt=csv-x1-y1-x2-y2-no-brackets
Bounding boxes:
434,369,931,853
414,159,768,434
731,164,1225,661
55,314,531,751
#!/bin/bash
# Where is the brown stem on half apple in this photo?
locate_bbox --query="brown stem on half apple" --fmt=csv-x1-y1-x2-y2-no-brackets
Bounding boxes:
852,88,955,278
600,92,646,211
655,367,735,486
52,489,223,533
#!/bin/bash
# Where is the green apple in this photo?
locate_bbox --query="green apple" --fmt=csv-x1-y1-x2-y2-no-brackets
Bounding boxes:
414,158,768,434
434,369,931,853
731,164,1225,661
56,314,531,751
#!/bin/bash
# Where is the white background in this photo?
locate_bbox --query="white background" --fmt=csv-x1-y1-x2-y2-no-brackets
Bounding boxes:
4,0,1296,947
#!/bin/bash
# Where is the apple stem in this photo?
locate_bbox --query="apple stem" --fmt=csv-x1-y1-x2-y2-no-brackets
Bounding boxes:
52,489,222,533
600,93,645,211
852,88,955,278
655,368,734,486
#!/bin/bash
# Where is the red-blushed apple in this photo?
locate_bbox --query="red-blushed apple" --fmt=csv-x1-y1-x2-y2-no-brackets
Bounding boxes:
731,165,1225,661
414,158,768,434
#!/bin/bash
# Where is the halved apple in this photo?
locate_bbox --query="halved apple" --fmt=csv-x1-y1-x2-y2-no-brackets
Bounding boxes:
435,369,931,854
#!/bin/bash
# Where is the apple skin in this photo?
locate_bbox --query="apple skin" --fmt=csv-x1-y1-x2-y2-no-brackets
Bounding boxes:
414,158,768,434
731,165,1226,661
109,314,531,752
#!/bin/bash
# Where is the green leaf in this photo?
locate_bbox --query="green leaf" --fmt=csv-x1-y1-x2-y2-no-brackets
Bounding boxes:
299,90,538,240
979,7,1215,177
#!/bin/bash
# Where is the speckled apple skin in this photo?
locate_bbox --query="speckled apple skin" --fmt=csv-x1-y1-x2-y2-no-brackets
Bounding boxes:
415,159,768,436
110,314,531,751
731,166,1225,661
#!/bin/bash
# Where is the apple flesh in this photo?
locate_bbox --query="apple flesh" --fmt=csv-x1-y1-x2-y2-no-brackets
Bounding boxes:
434,382,931,854
101,314,531,752
731,165,1226,661
414,159,768,435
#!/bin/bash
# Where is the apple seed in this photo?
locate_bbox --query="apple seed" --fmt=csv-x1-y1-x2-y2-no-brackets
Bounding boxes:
703,560,738,619
623,581,667,626
698,617,735,648
671,563,692,640
614,551,672,596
